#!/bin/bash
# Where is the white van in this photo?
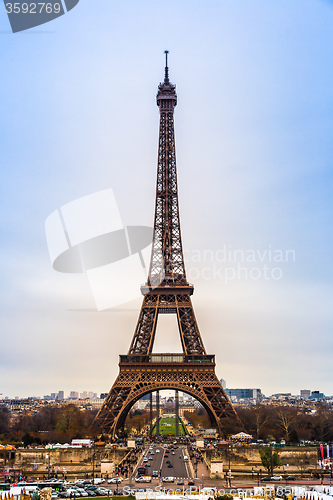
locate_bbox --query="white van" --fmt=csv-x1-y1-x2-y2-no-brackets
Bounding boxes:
183,455,189,461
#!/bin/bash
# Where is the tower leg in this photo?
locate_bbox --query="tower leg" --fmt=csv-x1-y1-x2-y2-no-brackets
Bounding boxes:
175,390,179,437
156,390,160,437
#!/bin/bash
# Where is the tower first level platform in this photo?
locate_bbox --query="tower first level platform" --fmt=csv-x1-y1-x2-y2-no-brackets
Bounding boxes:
96,353,237,439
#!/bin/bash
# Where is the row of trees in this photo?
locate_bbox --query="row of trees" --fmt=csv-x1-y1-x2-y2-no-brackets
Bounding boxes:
1,402,333,445
184,404,333,443
0,405,98,445
236,404,333,443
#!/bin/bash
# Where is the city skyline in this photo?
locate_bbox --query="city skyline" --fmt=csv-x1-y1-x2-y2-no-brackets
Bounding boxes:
1,1,333,398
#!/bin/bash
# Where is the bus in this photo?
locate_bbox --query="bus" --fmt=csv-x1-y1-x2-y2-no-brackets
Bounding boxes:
137,466,146,476
18,482,64,492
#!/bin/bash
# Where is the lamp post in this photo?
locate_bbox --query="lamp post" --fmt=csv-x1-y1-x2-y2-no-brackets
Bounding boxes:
129,465,132,493
92,440,95,484
45,454,50,479
201,473,204,489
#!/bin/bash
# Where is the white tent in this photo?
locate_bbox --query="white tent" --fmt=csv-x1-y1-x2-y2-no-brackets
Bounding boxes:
231,431,253,441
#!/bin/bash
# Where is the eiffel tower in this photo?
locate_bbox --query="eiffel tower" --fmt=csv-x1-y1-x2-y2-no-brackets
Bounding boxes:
95,52,238,438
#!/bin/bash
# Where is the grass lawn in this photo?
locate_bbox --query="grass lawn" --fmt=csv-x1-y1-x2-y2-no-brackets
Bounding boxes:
152,416,187,436
91,497,134,500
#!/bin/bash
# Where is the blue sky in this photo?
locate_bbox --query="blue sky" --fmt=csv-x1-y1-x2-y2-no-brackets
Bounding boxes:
1,0,333,399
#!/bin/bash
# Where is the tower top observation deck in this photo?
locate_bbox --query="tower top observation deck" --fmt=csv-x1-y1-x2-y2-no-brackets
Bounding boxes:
156,50,177,108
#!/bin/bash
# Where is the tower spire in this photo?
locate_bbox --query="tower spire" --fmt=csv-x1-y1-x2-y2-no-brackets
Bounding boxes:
164,50,169,84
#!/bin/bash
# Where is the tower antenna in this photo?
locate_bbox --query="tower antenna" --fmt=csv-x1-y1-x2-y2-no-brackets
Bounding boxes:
164,50,169,84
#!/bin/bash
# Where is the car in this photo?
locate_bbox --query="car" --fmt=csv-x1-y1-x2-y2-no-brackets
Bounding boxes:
138,477,151,483
143,458,148,462
146,462,151,467
65,489,80,497
271,475,283,481
285,476,296,481
172,452,175,455
84,490,97,497
156,449,160,453
95,487,109,496
148,456,153,460
76,489,88,497
108,478,121,484
58,492,70,499
152,470,159,478
166,460,170,464
92,478,105,485
51,493,59,499
167,464,173,468
177,480,184,485
162,477,174,483
187,480,195,486
260,477,271,482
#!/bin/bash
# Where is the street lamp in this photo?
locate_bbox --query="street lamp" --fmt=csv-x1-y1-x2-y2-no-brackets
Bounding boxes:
92,440,96,484
45,454,50,479
129,465,132,493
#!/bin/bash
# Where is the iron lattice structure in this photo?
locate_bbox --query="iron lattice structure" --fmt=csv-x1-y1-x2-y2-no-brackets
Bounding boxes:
95,53,238,438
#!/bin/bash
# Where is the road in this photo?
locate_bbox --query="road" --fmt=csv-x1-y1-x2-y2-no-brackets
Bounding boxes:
133,443,191,482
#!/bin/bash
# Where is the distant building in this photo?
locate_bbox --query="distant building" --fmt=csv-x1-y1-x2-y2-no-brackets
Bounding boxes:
310,391,325,400
220,378,227,389
300,390,311,399
226,388,263,401
69,391,79,399
57,391,64,400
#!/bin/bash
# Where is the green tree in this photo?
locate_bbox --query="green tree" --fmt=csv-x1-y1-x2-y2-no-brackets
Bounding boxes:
259,447,281,475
